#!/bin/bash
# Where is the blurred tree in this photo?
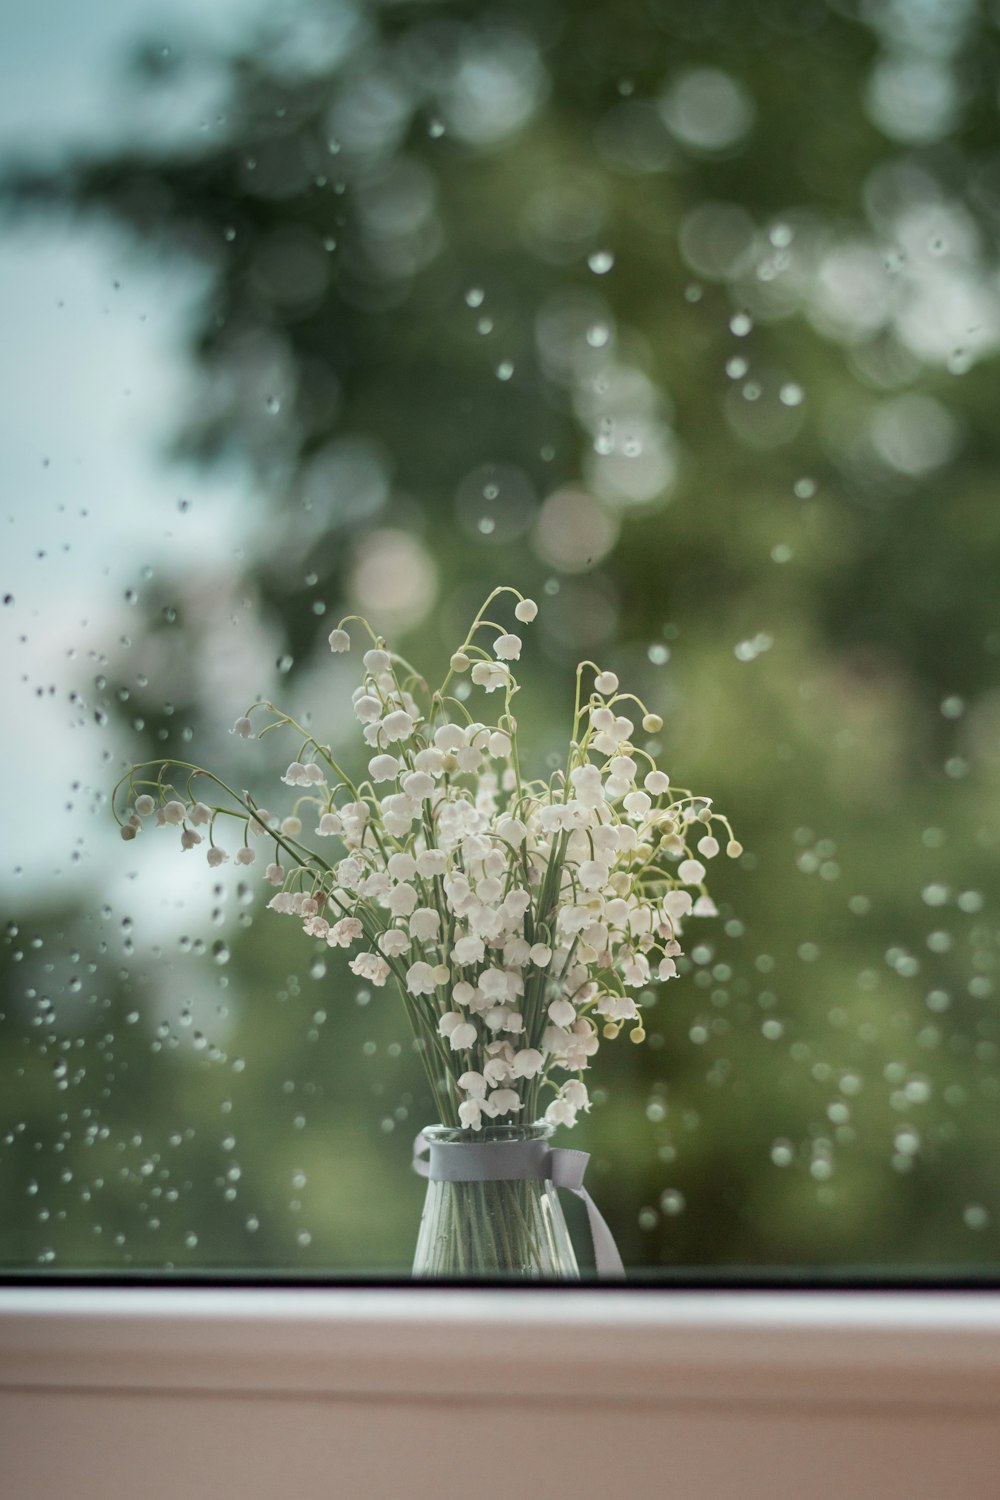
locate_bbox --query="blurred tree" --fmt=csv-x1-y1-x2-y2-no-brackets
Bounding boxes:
3,0,1000,1273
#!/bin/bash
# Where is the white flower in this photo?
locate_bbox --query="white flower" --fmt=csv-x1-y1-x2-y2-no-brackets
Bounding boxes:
623,790,651,821
280,816,302,837
450,651,471,672
354,695,382,724
458,1070,488,1099
488,1088,521,1116
234,847,256,866
662,889,693,922
409,908,440,942
387,882,418,917
401,770,434,800
434,723,465,751
644,770,670,795
368,754,400,783
387,851,417,881
471,661,508,692
328,628,350,652
570,764,604,808
449,1021,477,1051
514,598,538,622
415,849,448,878
328,918,364,948
545,1097,577,1128
548,998,576,1027
349,953,390,986
678,858,706,885
452,933,485,967
163,800,186,826
594,671,619,694
459,1099,487,1130
697,835,720,858
232,716,253,737
578,859,610,891
529,943,552,967
479,967,509,1002
409,963,443,996
207,846,228,867
134,794,154,817
316,812,343,837
363,648,390,672
692,894,718,917
658,957,678,980
378,929,410,958
380,794,419,836
511,1048,544,1078
493,632,522,661
562,1080,590,1111
413,747,445,774
488,730,512,759
379,709,416,743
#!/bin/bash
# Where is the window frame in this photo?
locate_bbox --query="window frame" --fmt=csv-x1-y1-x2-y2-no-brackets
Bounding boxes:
3,1286,1000,1499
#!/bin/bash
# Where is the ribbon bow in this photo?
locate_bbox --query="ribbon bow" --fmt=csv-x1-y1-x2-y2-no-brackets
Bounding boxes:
412,1130,625,1279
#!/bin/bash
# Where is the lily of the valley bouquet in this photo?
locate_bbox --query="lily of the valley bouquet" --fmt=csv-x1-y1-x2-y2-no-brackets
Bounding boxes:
116,587,737,1276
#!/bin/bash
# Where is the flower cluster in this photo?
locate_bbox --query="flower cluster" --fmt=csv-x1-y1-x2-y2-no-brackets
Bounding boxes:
115,587,738,1132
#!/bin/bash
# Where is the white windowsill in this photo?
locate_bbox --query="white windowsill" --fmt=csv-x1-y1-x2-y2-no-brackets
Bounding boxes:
3,1287,1000,1500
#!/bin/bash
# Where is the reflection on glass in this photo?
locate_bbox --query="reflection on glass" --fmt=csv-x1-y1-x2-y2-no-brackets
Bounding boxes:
1,0,1000,1277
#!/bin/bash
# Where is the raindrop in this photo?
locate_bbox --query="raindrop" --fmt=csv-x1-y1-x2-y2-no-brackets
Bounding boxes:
729,312,753,337
647,643,670,665
793,477,816,499
212,941,230,966
495,360,514,381
779,383,803,407
587,249,615,275
659,1189,686,1215
964,1204,990,1230
266,395,281,415
464,287,485,308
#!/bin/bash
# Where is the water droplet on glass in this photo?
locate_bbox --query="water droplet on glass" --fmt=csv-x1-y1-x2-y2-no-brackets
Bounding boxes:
779,383,803,407
729,312,753,337
495,360,514,381
212,941,230,966
465,287,485,308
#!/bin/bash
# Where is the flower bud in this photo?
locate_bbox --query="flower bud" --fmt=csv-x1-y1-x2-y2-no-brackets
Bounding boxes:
630,1026,646,1044
450,651,470,672
134,794,154,817
602,1022,620,1040
120,823,137,841
726,840,743,858
642,713,663,733
514,598,538,623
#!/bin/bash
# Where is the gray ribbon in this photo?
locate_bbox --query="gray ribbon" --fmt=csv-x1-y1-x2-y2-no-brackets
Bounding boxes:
412,1131,626,1279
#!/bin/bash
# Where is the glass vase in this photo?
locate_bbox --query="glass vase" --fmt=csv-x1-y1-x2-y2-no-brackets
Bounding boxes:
412,1122,580,1279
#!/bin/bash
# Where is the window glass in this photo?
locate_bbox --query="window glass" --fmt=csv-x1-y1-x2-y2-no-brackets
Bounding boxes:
3,0,1000,1277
